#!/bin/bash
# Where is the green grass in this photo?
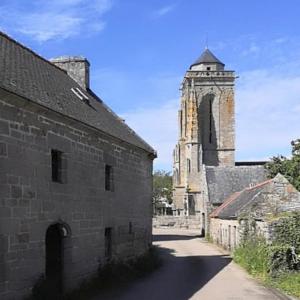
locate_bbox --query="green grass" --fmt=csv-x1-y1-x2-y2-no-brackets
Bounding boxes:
233,239,269,280
233,242,300,299
268,273,300,298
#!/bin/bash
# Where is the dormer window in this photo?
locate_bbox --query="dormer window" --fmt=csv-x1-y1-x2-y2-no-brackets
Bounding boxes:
71,87,90,105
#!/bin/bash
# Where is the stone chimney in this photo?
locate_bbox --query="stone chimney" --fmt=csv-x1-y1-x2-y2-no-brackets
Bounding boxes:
50,56,90,90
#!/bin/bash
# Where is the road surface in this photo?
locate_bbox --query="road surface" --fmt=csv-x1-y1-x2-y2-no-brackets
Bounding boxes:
97,228,289,300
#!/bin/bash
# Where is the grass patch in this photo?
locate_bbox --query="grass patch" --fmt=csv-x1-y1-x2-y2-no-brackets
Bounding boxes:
233,238,269,280
268,272,300,298
28,246,162,300
233,239,300,298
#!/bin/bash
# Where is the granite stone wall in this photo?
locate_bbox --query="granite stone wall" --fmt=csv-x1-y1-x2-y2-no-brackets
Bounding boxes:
0,89,153,299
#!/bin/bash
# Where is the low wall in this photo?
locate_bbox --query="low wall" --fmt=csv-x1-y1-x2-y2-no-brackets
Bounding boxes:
153,216,201,229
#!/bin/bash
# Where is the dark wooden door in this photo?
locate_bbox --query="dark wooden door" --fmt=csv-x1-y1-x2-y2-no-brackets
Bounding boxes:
46,224,63,295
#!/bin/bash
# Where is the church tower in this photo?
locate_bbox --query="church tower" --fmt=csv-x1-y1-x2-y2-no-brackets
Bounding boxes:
172,48,236,218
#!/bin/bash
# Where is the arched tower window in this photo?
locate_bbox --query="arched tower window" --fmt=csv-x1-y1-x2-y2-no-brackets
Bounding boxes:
209,98,213,144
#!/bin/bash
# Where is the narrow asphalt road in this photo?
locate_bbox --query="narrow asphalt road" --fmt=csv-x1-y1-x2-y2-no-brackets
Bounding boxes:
97,228,289,300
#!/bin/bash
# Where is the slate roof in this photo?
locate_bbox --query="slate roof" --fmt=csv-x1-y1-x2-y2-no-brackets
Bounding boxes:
206,166,267,204
0,31,155,154
210,179,273,219
190,48,225,68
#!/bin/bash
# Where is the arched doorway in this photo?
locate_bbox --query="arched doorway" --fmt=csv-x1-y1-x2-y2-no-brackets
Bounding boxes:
45,223,70,295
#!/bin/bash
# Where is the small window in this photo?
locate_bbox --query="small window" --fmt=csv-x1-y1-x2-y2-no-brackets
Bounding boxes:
105,165,113,191
129,222,133,234
187,159,191,173
207,67,211,71
104,227,112,260
209,99,213,143
51,150,63,183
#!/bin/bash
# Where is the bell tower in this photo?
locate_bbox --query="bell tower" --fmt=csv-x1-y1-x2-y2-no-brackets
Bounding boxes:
173,48,235,217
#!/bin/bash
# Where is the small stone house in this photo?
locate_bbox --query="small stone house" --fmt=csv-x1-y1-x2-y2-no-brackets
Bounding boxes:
0,32,156,299
210,174,300,250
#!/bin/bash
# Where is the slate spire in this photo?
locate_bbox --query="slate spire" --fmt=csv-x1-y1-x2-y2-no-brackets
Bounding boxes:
190,48,225,68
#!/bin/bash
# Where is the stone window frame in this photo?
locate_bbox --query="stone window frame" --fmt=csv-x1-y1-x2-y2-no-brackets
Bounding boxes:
51,149,67,183
105,164,114,191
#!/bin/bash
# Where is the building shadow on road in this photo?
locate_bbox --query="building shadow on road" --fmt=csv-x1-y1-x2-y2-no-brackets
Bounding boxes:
100,237,232,300
149,246,232,300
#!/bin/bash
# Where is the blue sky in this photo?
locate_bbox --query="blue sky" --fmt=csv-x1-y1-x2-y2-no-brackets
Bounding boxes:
1,0,300,170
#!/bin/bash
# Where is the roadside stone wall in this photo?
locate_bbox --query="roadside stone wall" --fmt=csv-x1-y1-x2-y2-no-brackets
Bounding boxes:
210,218,240,250
0,89,153,299
153,216,201,230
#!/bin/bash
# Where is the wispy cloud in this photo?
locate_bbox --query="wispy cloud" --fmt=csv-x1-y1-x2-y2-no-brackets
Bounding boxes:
241,43,260,57
153,4,176,18
236,68,300,161
121,99,178,171
91,69,180,170
118,62,300,170
0,0,113,42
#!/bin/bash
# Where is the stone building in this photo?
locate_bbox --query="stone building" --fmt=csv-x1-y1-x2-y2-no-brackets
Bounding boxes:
0,32,156,299
172,48,266,234
209,174,300,250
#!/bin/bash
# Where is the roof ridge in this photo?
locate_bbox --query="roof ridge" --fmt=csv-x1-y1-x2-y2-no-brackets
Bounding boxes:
234,189,264,217
210,178,273,218
245,178,273,191
0,31,67,74
0,31,156,154
210,191,242,218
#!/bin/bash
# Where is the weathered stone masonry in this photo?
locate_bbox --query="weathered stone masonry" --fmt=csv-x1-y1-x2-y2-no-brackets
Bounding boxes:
172,49,267,234
0,32,155,299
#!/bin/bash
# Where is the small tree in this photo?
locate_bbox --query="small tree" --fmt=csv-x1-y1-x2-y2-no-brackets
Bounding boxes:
265,139,300,191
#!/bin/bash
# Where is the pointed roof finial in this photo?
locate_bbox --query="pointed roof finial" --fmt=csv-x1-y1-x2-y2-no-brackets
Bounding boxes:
205,33,208,50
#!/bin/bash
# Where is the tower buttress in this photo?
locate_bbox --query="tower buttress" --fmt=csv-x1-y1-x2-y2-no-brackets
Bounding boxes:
172,48,236,216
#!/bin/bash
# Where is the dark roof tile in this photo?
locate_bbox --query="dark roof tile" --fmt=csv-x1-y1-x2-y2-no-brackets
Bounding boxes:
191,48,224,68
0,31,155,154
206,166,267,204
210,179,273,219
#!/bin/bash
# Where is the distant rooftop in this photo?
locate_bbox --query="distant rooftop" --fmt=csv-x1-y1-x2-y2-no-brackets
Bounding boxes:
235,161,268,166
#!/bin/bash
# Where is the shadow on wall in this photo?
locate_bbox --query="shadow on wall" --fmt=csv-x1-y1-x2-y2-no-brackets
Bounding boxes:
199,94,219,166
0,235,7,288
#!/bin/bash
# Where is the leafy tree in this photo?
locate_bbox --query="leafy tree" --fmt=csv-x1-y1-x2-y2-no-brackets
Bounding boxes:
153,170,173,204
265,139,300,191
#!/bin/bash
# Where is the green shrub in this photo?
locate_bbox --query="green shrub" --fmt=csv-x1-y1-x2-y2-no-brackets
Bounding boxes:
272,213,300,254
234,214,300,299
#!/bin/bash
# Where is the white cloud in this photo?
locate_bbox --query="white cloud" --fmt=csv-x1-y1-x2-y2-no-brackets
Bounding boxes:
241,43,260,57
121,99,178,171
119,66,300,170
18,13,83,42
153,4,176,17
0,0,113,42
